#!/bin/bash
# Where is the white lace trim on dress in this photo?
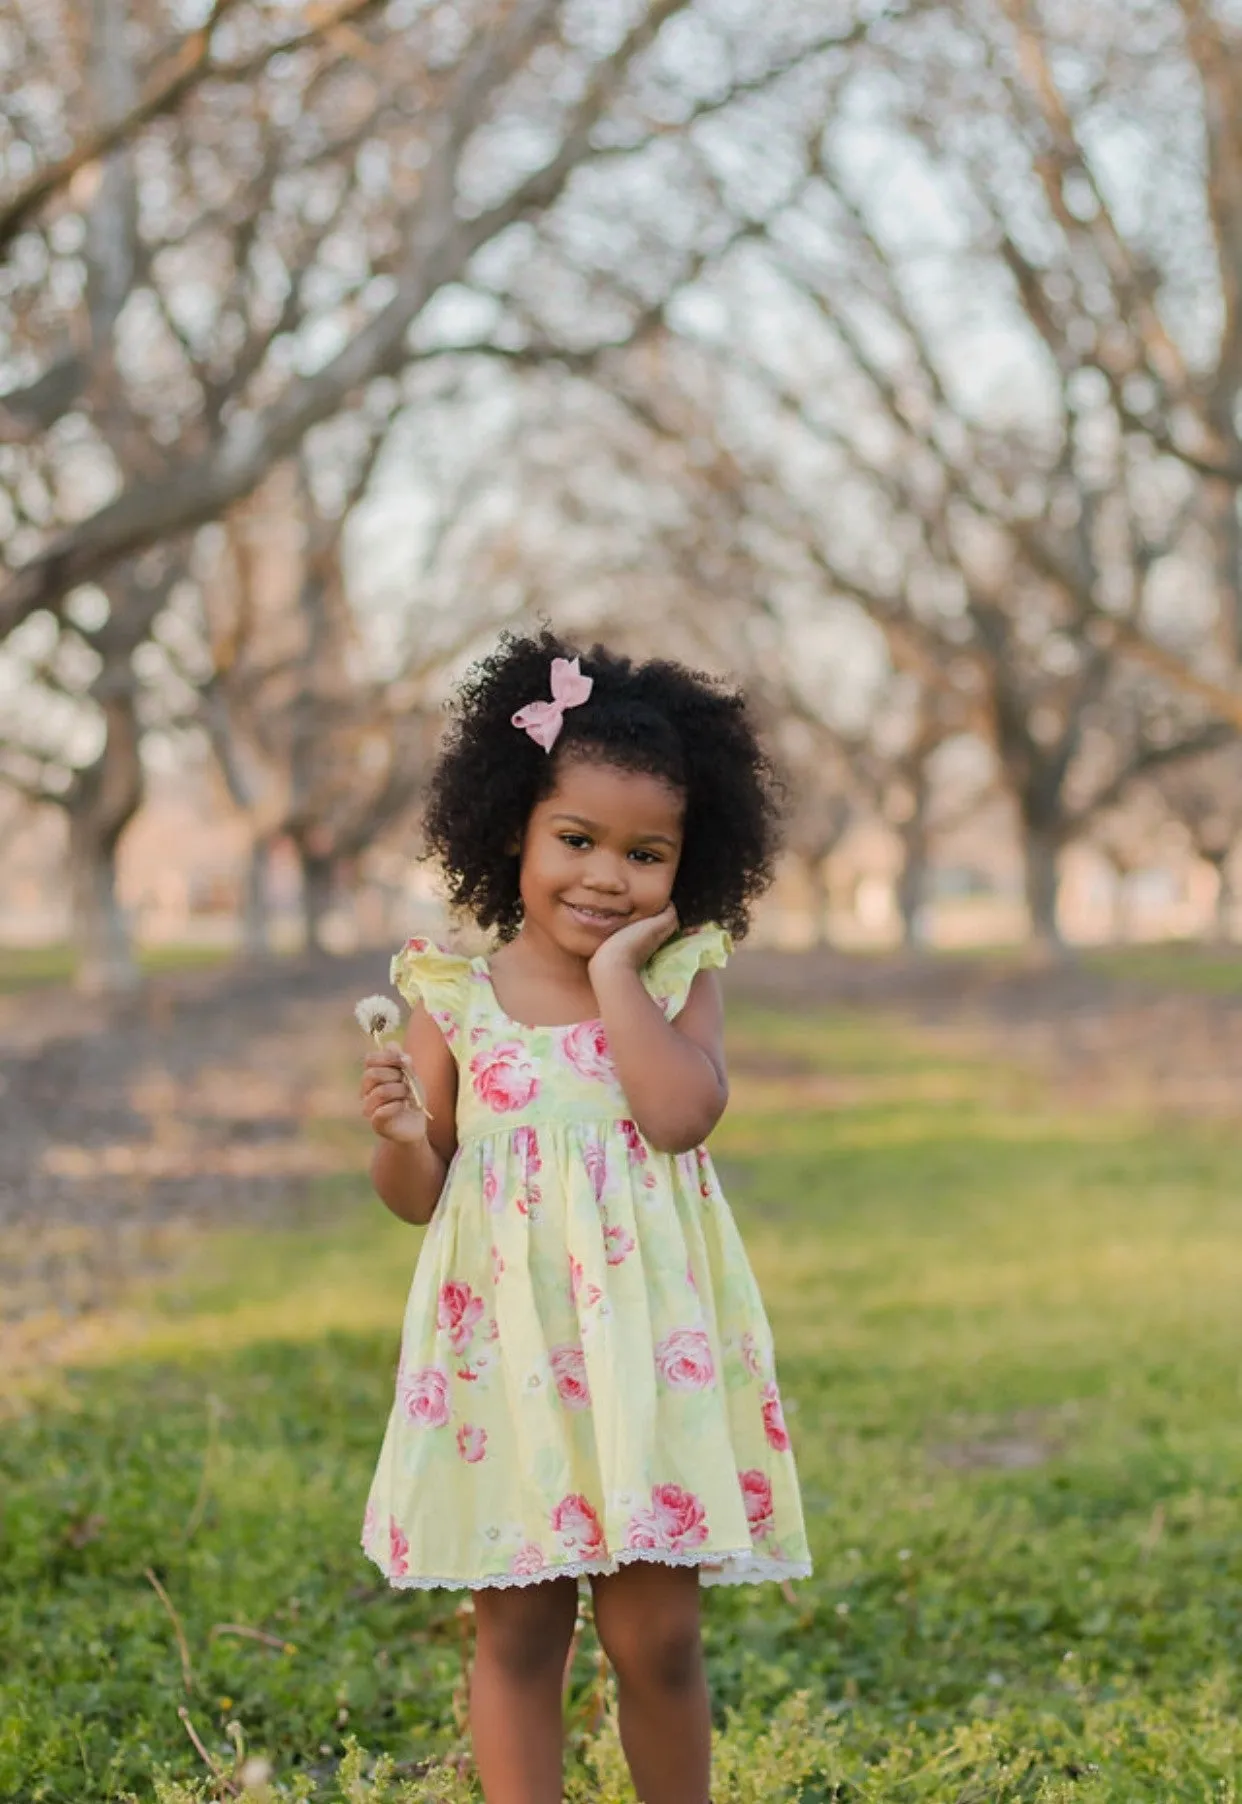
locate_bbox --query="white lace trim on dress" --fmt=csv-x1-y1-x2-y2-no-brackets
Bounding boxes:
360,1538,811,1592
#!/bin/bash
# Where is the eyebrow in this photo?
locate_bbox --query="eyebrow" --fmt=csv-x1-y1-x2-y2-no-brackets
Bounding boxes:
550,812,680,848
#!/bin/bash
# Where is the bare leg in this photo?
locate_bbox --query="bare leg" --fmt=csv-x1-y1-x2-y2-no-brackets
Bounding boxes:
470,1578,579,1804
590,1563,711,1804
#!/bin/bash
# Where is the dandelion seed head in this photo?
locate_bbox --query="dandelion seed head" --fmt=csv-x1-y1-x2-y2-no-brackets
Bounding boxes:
355,994,401,1038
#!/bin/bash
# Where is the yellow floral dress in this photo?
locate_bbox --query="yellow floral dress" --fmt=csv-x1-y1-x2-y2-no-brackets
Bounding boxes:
361,924,811,1591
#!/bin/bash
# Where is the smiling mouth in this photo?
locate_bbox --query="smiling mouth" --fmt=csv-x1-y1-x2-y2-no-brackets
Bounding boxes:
565,903,630,926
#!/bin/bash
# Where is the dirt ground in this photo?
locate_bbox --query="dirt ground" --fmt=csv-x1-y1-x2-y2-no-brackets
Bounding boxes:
0,951,383,1360
3,942,1238,1371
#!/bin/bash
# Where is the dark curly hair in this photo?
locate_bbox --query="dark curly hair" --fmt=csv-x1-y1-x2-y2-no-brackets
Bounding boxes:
422,629,780,940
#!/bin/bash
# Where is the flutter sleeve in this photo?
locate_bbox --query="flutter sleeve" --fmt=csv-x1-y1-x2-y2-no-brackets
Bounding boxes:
640,924,732,1020
389,936,474,1046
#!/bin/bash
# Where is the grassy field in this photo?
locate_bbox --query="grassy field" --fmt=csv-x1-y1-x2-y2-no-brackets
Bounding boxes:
3,1001,1241,1801
1083,941,1242,993
0,943,234,996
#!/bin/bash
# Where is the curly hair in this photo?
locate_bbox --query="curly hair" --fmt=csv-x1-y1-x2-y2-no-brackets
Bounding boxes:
422,629,781,940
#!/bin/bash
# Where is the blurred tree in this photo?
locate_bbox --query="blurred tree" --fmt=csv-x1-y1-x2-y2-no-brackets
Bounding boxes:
1152,743,1242,940
194,446,445,958
1,0,898,980
635,0,1242,945
0,554,183,989
0,0,889,635
1089,788,1178,945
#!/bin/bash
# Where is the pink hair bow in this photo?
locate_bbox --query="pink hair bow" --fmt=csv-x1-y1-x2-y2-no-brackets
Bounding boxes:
511,656,594,752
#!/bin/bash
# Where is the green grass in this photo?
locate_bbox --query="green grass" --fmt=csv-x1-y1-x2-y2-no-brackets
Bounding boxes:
1083,940,1242,994
0,942,235,995
3,1003,1241,1800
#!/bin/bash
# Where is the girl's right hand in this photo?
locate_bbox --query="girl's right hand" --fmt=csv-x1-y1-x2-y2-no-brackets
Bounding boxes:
360,1047,428,1145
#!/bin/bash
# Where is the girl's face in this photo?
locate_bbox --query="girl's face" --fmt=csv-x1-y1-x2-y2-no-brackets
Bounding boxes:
519,756,685,957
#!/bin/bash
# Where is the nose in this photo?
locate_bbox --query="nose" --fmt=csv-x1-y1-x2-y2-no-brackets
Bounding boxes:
581,851,627,892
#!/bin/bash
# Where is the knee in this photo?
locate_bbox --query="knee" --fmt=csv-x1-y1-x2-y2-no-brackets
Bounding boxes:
597,1603,703,1693
474,1585,576,1682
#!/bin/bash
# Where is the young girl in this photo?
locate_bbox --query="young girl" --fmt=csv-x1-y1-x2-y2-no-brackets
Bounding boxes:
358,632,810,1804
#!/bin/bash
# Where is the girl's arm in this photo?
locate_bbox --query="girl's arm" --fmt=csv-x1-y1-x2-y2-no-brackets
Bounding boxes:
590,918,727,1152
365,1003,459,1225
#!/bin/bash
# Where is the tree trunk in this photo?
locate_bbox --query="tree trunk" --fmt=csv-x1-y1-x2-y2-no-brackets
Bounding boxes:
896,820,930,948
1109,866,1131,946
1208,851,1235,944
67,803,139,995
241,837,272,961
1023,822,1064,952
64,689,143,994
804,853,832,946
300,850,335,954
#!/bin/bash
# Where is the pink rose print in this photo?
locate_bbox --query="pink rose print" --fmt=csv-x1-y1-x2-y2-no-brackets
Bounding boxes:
619,1119,648,1164
569,1256,602,1310
625,1482,709,1553
400,1364,450,1428
438,1280,485,1354
550,1493,605,1556
470,1041,539,1112
739,1469,774,1539
403,936,430,953
604,1223,635,1266
654,1327,716,1392
482,1157,500,1213
550,1343,592,1411
511,1129,543,1215
430,1007,457,1044
457,1423,488,1463
686,1259,698,1292
510,1542,546,1577
583,1136,608,1204
457,1330,498,1385
652,1481,709,1550
561,1020,613,1082
513,1125,542,1175
388,1517,410,1578
624,1511,666,1551
761,1381,791,1452
490,1243,505,1283
741,1331,763,1378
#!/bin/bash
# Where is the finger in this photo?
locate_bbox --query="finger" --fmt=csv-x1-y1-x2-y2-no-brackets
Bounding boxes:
363,1081,407,1112
363,1063,404,1090
368,1081,408,1107
374,1100,420,1127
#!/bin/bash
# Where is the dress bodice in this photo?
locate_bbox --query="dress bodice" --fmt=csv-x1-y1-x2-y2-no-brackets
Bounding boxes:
390,926,731,1144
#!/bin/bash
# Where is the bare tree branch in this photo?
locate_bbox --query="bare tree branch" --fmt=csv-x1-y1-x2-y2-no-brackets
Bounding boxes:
0,0,387,256
0,0,699,634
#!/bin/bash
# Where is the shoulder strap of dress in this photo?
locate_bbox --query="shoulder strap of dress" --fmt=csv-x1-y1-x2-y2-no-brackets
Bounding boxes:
640,924,732,1020
389,937,476,1047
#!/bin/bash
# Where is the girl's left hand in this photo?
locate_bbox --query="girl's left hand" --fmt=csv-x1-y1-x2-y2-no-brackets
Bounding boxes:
588,904,678,983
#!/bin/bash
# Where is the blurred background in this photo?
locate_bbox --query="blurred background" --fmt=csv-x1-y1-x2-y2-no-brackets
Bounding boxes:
4,0,1242,983
4,4,1242,1800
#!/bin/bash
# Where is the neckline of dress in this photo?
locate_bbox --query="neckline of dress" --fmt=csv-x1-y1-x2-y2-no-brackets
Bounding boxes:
472,958,604,1035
